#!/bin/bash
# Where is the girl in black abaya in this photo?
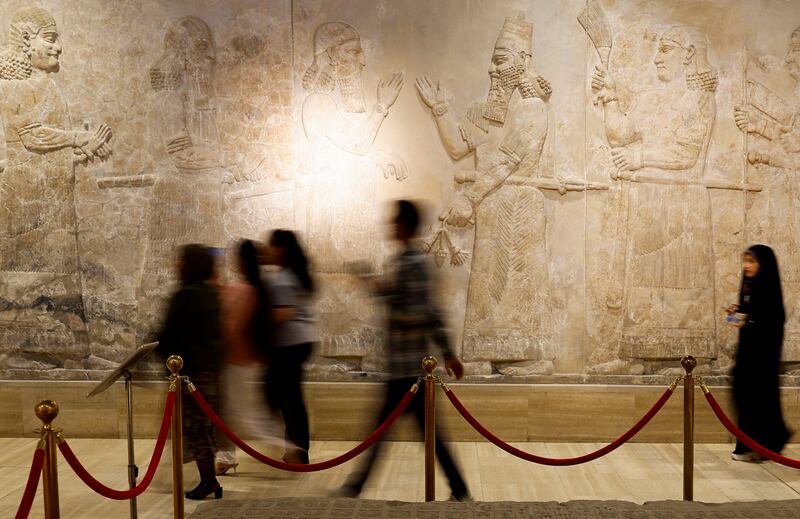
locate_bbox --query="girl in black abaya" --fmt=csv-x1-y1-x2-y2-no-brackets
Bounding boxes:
727,244,791,461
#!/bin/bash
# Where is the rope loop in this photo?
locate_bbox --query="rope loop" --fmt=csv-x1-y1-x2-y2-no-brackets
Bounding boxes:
442,382,676,466
189,380,418,472
57,390,175,500
703,388,800,469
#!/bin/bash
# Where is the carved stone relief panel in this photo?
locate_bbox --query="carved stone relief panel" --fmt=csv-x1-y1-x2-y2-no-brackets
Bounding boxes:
137,15,227,341
739,26,800,362
294,13,407,364
2,0,800,382
0,6,113,375
0,0,293,378
582,0,780,376
416,13,556,373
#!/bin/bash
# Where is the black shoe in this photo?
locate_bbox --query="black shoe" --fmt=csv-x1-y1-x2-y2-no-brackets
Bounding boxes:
185,481,223,500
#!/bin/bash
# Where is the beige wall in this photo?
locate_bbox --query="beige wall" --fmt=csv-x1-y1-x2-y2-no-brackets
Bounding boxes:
4,379,793,443
0,0,799,381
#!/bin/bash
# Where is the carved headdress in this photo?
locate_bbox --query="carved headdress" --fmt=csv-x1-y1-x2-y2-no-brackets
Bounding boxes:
494,13,533,57
303,21,367,112
302,21,360,93
0,6,58,80
479,14,551,125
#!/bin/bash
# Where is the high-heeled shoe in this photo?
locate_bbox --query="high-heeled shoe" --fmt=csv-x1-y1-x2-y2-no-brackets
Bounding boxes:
215,461,239,476
185,481,223,500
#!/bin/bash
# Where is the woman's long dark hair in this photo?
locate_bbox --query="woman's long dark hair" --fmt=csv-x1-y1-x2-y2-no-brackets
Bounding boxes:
269,230,315,294
239,239,273,348
740,244,785,325
240,239,268,303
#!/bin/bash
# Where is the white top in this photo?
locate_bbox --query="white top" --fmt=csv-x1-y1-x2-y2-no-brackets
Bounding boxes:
269,268,317,347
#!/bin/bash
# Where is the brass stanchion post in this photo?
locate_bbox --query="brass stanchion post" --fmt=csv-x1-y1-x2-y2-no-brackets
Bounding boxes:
35,400,60,519
422,355,437,502
681,355,697,502
167,355,185,519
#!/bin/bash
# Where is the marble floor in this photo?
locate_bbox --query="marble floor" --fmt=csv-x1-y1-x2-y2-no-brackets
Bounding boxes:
3,438,800,518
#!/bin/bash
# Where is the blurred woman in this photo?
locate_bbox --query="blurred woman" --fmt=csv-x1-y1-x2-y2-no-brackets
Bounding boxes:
264,230,317,464
156,244,224,499
215,239,287,474
726,244,792,461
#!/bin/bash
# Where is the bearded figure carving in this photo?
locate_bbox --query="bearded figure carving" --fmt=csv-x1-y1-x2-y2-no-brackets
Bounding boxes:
0,6,112,372
301,21,405,272
296,21,408,363
416,14,554,370
591,26,717,359
137,16,227,342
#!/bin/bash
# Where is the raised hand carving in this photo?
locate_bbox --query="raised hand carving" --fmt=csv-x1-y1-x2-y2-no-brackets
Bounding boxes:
418,13,556,367
302,22,404,156
734,106,761,134
377,72,404,110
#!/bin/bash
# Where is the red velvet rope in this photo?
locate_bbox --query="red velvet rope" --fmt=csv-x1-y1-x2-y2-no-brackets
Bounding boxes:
57,391,175,500
14,445,45,519
445,385,675,466
190,384,416,472
703,390,800,468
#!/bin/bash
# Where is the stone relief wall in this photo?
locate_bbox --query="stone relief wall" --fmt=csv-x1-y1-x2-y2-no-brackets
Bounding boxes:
0,0,799,381
0,0,293,378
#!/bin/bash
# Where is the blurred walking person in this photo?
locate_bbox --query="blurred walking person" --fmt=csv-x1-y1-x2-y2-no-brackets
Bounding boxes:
215,239,288,475
337,200,471,500
156,244,224,500
726,244,792,461
263,229,317,464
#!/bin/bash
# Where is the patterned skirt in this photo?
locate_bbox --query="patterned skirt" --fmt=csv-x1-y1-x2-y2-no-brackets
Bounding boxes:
182,371,219,462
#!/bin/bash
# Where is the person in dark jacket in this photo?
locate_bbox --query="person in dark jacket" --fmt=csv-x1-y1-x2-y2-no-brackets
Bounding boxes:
336,200,471,500
726,244,792,461
156,243,224,499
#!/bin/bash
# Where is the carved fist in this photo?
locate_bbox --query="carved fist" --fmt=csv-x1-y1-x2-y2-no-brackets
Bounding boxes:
591,65,617,96
440,196,474,228
780,129,800,153
733,106,757,134
377,72,404,110
415,75,448,109
374,149,408,182
610,146,641,171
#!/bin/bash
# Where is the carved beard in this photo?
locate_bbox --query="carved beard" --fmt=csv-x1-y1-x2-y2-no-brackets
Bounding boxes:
335,72,367,113
499,62,524,92
484,64,524,124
